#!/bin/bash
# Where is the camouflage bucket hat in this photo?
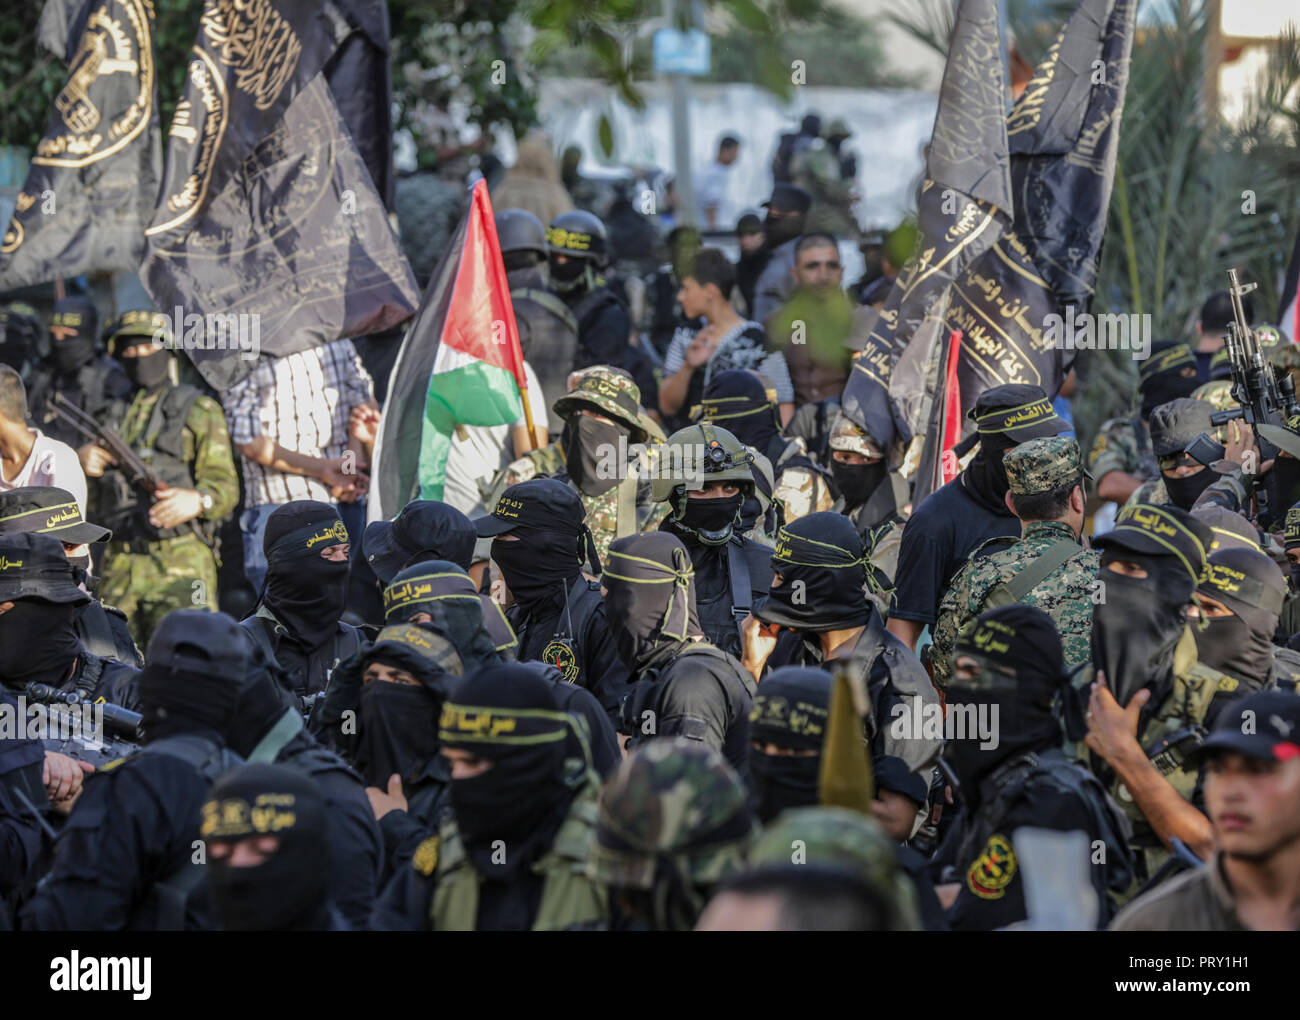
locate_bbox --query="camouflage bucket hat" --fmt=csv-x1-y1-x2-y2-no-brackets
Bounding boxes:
1191,380,1237,415
827,409,884,459
588,738,758,890
748,806,921,930
553,367,648,442
105,309,171,354
1002,435,1089,496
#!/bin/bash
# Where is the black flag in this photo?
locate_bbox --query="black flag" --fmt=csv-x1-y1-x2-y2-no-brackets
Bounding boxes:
325,0,394,210
0,0,161,290
941,0,1136,422
141,0,418,392
842,0,1012,454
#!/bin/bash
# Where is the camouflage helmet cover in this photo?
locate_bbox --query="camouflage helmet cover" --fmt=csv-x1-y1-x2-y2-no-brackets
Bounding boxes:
651,422,754,502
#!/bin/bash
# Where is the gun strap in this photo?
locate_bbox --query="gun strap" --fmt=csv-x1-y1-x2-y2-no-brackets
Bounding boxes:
726,541,752,646
511,287,579,334
993,539,1081,605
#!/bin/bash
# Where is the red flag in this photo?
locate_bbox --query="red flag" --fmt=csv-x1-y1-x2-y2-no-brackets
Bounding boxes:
939,330,964,487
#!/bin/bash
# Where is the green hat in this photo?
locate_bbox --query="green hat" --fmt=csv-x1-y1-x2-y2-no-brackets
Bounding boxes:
651,422,754,503
1147,397,1213,457
553,366,649,442
105,309,170,354
1191,380,1237,414
748,807,921,930
1002,436,1088,496
1092,503,1211,585
588,738,758,891
825,118,851,139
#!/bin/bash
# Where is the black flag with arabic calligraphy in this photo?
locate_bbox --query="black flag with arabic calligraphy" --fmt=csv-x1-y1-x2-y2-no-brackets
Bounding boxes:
841,0,1012,454
940,0,1136,427
0,0,161,291
141,0,418,392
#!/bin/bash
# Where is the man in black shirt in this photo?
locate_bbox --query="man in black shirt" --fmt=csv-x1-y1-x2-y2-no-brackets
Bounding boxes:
886,384,1067,653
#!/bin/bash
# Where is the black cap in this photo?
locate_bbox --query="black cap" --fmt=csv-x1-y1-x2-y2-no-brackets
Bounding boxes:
0,486,111,545
1197,546,1286,620
872,754,929,808
1139,341,1197,384
762,183,811,214
49,295,97,337
748,666,831,752
735,212,762,234
1147,398,1214,457
1285,502,1300,551
0,533,90,605
364,500,475,581
1195,690,1300,763
475,478,587,537
966,384,1065,441
145,609,248,678
1092,503,1211,586
1191,505,1260,554
953,604,1065,699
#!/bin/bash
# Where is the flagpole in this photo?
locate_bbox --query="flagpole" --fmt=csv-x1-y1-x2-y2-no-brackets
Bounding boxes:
517,379,538,452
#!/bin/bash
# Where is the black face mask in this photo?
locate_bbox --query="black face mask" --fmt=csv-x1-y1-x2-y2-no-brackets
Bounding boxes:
0,600,81,687
1163,468,1215,511
492,531,582,614
1193,612,1272,690
264,554,350,651
962,435,1017,514
1289,561,1300,593
603,537,699,672
748,751,820,823
549,256,588,294
52,336,95,376
677,494,743,544
354,681,443,788
1140,371,1200,420
122,352,171,391
1091,559,1192,706
449,742,571,879
831,459,887,508
764,212,802,248
1269,458,1300,524
563,415,626,497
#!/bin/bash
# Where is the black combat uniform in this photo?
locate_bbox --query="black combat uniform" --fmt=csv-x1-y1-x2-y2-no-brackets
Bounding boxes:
933,606,1132,931
21,611,245,930
475,479,629,720
603,532,755,778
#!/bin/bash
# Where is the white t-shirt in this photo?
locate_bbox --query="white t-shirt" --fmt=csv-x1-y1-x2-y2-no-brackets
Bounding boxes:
696,160,736,228
442,361,549,517
0,428,88,513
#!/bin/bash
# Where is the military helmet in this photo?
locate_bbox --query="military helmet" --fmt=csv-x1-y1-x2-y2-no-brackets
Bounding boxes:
589,738,758,891
748,807,922,930
651,422,754,503
547,210,607,262
553,365,648,443
495,208,548,259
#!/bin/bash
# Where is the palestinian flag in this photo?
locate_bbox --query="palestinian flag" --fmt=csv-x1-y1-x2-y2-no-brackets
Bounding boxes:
369,180,527,512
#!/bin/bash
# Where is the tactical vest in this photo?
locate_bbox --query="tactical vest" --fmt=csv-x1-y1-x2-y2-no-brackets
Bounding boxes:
428,775,608,930
95,385,212,543
74,600,140,666
124,733,244,931
955,747,1133,926
622,643,754,774
241,613,364,700
513,577,606,689
1074,629,1222,883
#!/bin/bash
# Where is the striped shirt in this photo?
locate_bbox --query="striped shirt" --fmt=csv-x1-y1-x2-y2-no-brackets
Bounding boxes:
664,320,795,403
225,339,375,507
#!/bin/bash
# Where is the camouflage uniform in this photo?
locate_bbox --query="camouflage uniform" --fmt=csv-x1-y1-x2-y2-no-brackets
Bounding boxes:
750,806,922,931
588,738,758,930
490,367,666,567
932,437,1096,687
94,316,240,646
1087,416,1156,488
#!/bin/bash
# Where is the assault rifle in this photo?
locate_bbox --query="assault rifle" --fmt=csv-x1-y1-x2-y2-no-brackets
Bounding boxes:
48,392,208,543
10,682,142,769
1208,268,1300,460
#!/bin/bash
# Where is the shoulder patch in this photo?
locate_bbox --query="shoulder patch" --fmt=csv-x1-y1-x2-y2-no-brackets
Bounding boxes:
1089,434,1107,456
413,836,440,876
1217,675,1240,693
966,833,1018,900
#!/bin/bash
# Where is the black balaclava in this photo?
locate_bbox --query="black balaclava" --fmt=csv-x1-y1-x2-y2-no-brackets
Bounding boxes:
1091,549,1196,708
756,512,871,632
1268,457,1300,527
746,666,831,823
261,501,351,651
945,605,1072,801
440,665,578,879
602,533,702,673
49,296,98,376
0,305,39,372
677,493,745,542
383,560,501,670
1194,547,1285,693
138,610,246,740
562,413,627,497
962,431,1018,514
121,350,172,392
352,622,462,788
1284,502,1300,592
0,599,82,687
699,371,781,453
224,641,301,760
831,458,888,510
492,528,584,617
1139,351,1201,420
1164,466,1216,511
763,211,803,249
549,255,591,294
202,763,331,931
